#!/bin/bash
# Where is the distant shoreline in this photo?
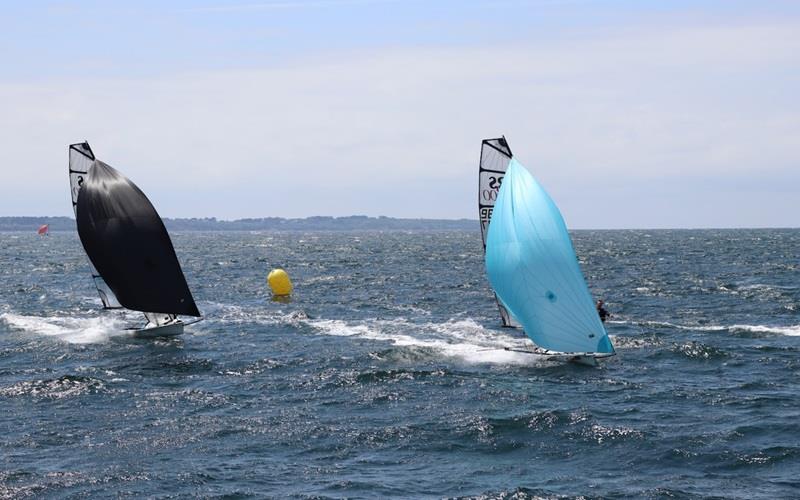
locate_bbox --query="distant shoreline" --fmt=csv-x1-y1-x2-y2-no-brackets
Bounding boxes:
0,216,477,232
1,216,796,232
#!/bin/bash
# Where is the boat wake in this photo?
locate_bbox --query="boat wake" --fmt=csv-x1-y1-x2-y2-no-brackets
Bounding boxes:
0,313,127,344
198,303,540,364
305,317,561,366
609,319,800,336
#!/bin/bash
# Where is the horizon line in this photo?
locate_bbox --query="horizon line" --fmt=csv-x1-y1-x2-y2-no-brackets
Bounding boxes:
1,215,797,232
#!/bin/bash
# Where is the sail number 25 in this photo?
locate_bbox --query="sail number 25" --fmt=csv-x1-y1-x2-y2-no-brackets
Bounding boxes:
482,175,504,202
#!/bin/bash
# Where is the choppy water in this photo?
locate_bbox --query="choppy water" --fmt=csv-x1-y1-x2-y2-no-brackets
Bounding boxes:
1,229,798,498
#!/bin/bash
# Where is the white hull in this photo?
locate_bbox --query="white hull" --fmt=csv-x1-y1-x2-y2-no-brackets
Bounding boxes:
503,346,614,366
133,321,184,338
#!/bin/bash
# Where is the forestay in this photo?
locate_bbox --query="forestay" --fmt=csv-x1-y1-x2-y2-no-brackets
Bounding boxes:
478,137,518,327
69,142,123,309
485,159,614,355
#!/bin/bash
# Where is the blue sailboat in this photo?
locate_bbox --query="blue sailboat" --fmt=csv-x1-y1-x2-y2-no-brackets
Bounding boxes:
483,141,614,365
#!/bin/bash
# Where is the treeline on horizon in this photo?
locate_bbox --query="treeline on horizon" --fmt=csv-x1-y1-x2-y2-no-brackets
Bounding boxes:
0,216,477,232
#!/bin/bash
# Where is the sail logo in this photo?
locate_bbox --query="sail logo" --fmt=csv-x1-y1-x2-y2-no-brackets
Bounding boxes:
482,189,498,202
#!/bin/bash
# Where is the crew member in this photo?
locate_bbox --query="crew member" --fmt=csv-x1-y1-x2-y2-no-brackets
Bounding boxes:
596,300,610,323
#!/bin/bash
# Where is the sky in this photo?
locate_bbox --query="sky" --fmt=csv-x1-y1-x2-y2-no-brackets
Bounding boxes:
1,0,798,228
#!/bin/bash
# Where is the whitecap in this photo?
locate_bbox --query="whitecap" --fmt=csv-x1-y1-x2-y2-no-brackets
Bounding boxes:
729,324,800,336
306,317,558,366
0,313,126,344
615,318,800,337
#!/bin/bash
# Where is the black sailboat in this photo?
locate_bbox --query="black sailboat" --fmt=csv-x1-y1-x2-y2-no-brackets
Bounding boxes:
68,142,202,337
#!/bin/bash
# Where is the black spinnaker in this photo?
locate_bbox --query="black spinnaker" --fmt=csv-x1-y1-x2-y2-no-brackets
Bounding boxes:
76,160,200,317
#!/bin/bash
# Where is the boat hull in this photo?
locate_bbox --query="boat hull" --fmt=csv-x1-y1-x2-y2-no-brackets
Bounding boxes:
133,321,184,338
503,346,614,366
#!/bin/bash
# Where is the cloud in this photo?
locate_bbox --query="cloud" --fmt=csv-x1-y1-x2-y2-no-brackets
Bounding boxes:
1,19,798,225
182,0,402,12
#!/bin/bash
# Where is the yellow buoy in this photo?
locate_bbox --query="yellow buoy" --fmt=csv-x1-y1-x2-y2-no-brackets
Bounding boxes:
267,268,293,296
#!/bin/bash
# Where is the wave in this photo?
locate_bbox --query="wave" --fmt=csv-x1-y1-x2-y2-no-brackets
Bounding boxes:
736,283,798,291
200,302,623,365
0,375,107,399
608,334,661,349
611,319,800,336
196,301,311,327
611,319,726,332
305,317,555,366
0,313,127,344
671,341,729,360
729,324,800,336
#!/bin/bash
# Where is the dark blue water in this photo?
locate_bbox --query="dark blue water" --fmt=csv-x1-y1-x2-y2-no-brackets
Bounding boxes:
1,229,798,498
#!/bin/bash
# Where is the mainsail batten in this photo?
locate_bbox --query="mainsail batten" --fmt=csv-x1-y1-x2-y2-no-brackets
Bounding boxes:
485,159,614,355
69,142,123,309
479,137,519,327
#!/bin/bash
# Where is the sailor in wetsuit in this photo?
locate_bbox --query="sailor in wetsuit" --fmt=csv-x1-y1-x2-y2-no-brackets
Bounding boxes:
596,300,610,323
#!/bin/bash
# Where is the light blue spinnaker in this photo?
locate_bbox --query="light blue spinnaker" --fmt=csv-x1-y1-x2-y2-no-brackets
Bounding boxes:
485,159,614,355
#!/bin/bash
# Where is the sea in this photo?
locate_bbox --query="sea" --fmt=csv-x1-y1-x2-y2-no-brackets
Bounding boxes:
1,229,798,499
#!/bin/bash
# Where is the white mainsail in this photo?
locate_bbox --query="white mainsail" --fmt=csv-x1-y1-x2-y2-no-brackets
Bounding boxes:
68,142,123,309
479,137,519,328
